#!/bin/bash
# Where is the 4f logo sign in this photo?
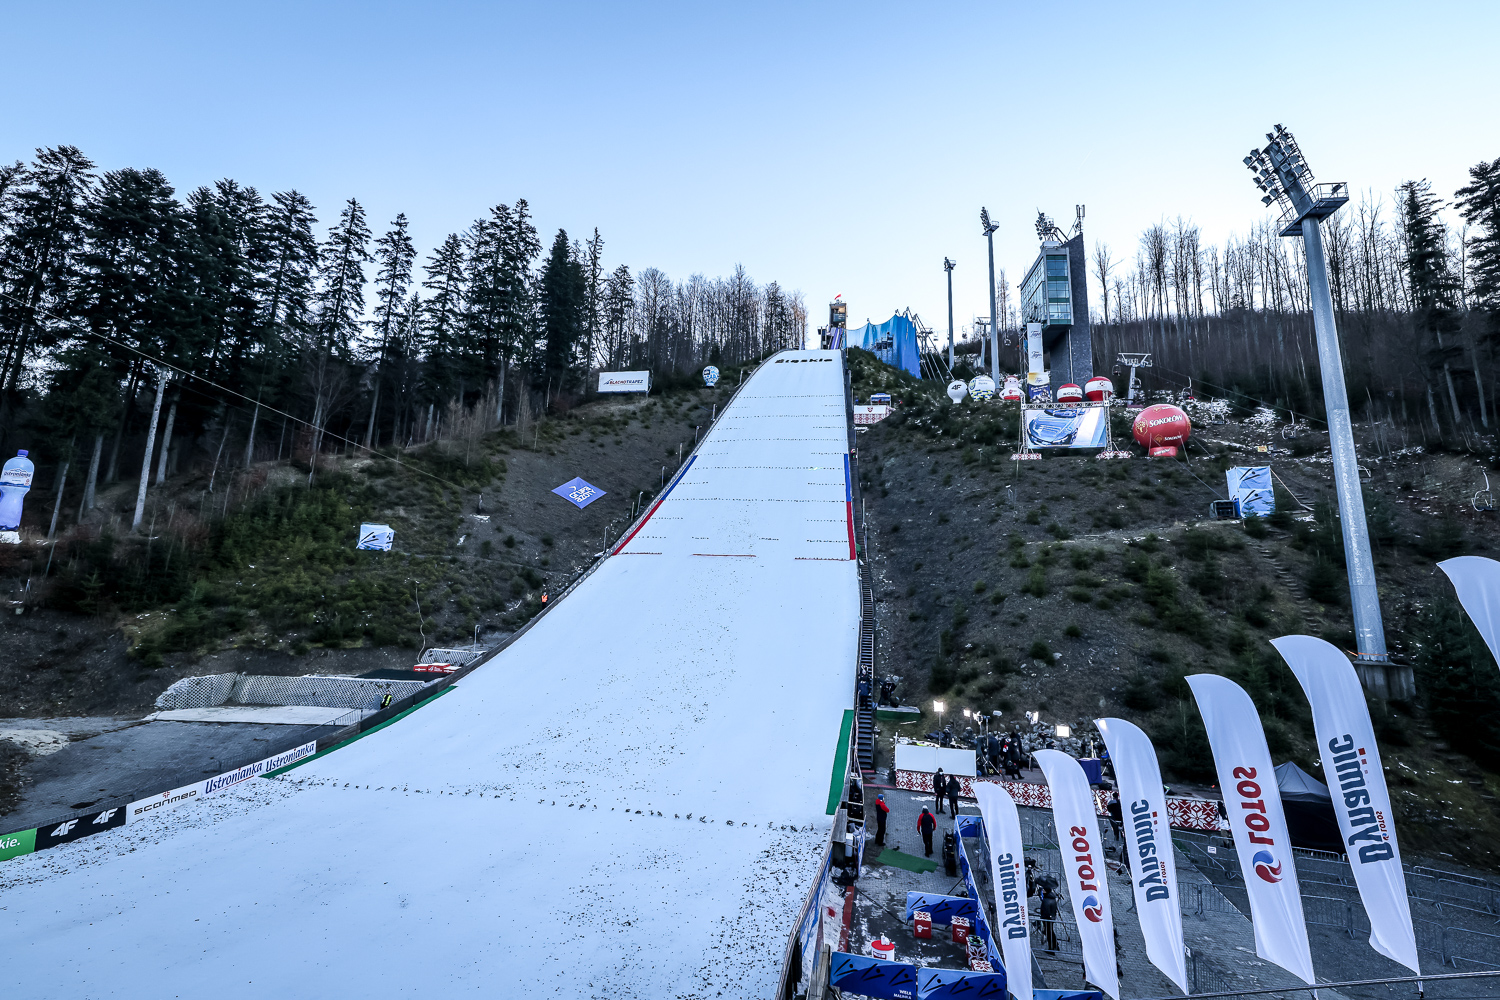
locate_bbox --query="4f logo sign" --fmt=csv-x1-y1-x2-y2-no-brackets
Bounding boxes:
37,804,126,850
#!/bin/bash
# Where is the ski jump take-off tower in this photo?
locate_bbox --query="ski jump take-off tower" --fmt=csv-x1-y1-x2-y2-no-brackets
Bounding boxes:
1018,208,1094,395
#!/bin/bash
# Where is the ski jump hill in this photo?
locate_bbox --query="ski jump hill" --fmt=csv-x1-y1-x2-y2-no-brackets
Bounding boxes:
3,350,858,998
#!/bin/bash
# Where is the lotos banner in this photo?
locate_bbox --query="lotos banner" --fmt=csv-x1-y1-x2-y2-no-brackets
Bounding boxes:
972,782,1032,1000
1187,674,1315,984
1438,557,1500,670
1035,750,1120,999
1271,636,1420,975
1094,718,1188,994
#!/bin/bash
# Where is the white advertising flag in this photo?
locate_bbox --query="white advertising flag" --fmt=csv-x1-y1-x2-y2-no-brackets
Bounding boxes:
1186,674,1315,984
972,782,1032,1000
1094,717,1188,994
1438,556,1500,669
1035,750,1120,999
1271,635,1420,975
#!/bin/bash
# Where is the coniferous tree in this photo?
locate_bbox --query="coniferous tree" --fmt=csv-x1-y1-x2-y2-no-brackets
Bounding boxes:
306,198,371,469
0,146,95,402
1399,179,1465,429
365,213,415,446
537,228,586,395
1456,158,1500,311
420,232,468,418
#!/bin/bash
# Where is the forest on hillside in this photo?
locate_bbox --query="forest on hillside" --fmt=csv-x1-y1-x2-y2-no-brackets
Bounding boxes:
965,159,1500,454
0,146,806,520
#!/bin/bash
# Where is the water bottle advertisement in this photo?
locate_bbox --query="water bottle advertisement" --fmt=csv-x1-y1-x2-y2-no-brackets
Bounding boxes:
0,450,34,533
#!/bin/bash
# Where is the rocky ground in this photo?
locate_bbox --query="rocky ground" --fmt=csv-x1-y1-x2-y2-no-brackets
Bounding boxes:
849,348,1500,869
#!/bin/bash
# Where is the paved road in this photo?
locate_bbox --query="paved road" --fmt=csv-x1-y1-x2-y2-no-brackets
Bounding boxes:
0,718,338,831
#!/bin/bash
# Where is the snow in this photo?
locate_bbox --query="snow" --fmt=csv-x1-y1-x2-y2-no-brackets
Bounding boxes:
1,350,857,998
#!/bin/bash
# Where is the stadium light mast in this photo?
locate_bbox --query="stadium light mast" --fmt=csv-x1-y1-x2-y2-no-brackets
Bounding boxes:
1242,125,1386,663
980,208,1000,384
943,257,956,370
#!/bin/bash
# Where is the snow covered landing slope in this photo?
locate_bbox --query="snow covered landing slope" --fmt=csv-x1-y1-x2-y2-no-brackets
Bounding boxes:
3,350,857,999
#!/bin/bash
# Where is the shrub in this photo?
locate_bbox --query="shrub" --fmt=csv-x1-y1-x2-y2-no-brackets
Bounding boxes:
1027,640,1052,661
1068,586,1092,603
1021,565,1047,597
1243,516,1268,539
1025,510,1042,525
973,580,987,593
1306,556,1345,605
1122,674,1160,711
1046,522,1072,540
1064,623,1082,638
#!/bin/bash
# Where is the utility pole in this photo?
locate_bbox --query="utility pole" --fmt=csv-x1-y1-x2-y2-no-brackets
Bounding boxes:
943,257,956,370
980,209,1000,385
1243,126,1385,663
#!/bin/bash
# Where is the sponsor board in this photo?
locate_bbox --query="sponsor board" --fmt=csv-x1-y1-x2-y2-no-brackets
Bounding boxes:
36,806,126,850
551,477,606,509
854,405,892,425
0,827,36,861
1022,407,1108,449
128,740,318,824
597,370,651,393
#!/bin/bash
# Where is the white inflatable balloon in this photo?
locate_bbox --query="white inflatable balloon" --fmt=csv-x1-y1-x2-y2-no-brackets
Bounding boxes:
947,380,968,403
967,374,996,402
702,366,720,387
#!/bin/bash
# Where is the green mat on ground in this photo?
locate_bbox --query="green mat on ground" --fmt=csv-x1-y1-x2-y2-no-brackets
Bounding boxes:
875,848,938,873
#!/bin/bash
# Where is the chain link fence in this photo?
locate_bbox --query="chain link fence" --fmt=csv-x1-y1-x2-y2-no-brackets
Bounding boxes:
156,673,434,711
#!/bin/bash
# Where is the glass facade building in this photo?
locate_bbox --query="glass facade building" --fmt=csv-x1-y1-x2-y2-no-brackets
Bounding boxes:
1021,248,1073,326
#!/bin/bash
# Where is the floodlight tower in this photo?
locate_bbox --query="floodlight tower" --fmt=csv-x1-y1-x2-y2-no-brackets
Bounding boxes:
1243,125,1385,662
980,208,1000,384
943,257,956,370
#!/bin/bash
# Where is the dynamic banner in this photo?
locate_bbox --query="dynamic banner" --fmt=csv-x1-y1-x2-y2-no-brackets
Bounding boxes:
972,782,1032,1000
1035,750,1120,999
1186,675,1315,984
1271,636,1420,975
1022,407,1108,449
1438,557,1500,669
1094,717,1188,994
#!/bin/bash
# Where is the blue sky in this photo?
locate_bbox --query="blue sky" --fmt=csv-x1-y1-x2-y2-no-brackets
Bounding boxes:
6,0,1497,341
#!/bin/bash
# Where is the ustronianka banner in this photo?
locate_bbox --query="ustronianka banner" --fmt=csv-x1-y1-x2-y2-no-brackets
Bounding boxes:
1022,407,1108,449
1035,750,1120,999
972,782,1032,1000
1186,675,1315,984
128,740,318,824
1438,557,1500,670
1094,718,1188,994
1271,635,1420,975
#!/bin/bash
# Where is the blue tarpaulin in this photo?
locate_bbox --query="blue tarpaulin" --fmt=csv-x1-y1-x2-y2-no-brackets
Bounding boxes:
851,313,921,377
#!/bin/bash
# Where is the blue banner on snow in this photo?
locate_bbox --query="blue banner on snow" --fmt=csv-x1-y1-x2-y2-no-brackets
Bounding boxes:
830,953,917,999
917,967,1008,998
552,477,606,509
904,892,977,923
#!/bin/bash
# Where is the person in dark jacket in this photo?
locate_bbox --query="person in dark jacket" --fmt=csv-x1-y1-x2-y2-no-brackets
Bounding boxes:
947,774,961,816
1107,791,1124,842
1038,884,1060,950
918,807,937,856
933,768,946,814
874,793,889,846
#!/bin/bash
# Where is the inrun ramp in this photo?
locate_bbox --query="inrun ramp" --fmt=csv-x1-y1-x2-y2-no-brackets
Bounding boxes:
2,350,858,998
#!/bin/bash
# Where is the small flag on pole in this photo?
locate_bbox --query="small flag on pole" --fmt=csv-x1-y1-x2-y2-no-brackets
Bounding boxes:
551,477,605,509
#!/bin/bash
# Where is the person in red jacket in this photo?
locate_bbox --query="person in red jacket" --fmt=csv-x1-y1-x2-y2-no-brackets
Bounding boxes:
918,807,937,856
874,793,890,846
